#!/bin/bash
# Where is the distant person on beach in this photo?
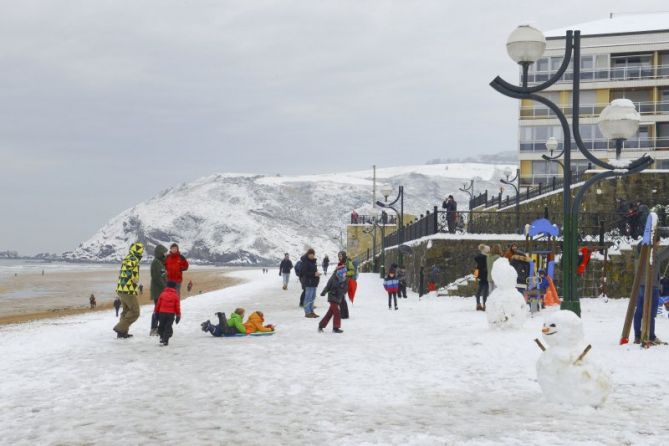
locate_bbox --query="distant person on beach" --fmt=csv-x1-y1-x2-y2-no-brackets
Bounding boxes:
150,244,168,337
113,297,121,317
187,280,193,293
89,294,96,309
322,255,330,275
154,281,181,346
279,253,293,290
113,242,144,339
165,243,189,296
42,269,45,276
138,283,144,294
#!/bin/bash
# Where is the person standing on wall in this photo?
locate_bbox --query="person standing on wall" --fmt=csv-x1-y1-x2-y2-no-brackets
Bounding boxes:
165,243,189,297
442,195,458,234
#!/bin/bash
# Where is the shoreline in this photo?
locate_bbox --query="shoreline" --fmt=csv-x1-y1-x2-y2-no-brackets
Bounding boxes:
0,269,245,326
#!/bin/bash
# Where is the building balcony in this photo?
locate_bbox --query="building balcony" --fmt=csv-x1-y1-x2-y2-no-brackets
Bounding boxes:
525,64,669,85
520,100,669,120
520,137,669,153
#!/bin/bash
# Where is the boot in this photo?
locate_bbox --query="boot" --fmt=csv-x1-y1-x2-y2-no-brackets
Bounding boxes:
201,321,211,333
482,304,486,312
633,336,641,344
476,304,483,311
395,306,398,311
333,328,343,333
318,327,324,333
150,328,158,336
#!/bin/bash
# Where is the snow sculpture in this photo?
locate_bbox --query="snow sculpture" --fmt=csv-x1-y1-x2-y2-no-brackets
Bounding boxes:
536,310,612,407
485,258,528,329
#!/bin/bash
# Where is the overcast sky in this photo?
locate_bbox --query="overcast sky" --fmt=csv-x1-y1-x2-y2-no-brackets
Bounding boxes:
1,0,667,254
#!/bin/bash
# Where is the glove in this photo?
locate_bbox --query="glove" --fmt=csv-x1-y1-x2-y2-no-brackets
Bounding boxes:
175,316,181,324
321,291,326,296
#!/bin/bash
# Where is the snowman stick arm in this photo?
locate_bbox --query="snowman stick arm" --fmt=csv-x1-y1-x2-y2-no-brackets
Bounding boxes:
574,344,592,363
534,338,546,351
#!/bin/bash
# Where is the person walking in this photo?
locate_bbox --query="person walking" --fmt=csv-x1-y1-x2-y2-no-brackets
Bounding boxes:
474,244,490,311
279,253,293,290
442,195,458,234
322,255,330,276
150,244,168,336
154,281,181,346
113,297,121,317
138,284,144,295
337,251,355,319
419,266,425,298
318,264,347,333
301,249,321,318
89,294,96,309
384,270,400,310
397,266,408,298
113,242,144,339
164,243,189,296
187,280,193,293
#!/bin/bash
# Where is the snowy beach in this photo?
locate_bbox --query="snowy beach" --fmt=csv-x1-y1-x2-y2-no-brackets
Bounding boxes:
0,260,237,324
1,270,668,445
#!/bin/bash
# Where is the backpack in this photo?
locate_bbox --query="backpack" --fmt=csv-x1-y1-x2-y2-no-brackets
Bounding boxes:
294,260,304,277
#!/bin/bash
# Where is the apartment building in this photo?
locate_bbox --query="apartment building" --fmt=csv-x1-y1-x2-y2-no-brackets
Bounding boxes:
519,13,669,186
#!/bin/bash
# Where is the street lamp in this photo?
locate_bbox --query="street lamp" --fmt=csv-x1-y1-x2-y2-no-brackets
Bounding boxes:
506,25,546,86
490,27,653,317
362,217,379,273
598,99,641,160
376,185,405,272
500,168,521,233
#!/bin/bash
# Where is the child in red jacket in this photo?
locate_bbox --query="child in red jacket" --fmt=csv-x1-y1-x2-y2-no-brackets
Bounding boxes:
154,281,181,346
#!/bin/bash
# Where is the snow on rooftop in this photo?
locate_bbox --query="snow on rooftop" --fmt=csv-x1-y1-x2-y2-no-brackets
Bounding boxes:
546,12,669,38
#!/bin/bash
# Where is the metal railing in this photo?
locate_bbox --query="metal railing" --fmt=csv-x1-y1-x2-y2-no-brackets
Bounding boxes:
520,137,669,153
526,64,669,85
349,214,397,225
468,173,583,210
521,100,669,119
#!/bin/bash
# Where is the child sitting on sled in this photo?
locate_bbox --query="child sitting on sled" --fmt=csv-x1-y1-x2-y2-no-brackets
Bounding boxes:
244,311,275,334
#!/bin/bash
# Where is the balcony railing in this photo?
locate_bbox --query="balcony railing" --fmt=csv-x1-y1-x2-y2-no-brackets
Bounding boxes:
526,64,669,85
520,100,669,119
520,137,669,153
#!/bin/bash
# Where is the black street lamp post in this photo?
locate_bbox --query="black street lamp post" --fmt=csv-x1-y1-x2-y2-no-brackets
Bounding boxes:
500,168,521,234
490,26,653,317
376,185,405,270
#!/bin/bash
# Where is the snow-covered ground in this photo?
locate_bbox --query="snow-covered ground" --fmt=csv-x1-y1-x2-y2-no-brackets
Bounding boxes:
1,270,668,445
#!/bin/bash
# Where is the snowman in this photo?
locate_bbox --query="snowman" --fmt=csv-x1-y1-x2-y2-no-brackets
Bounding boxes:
485,257,528,329
536,310,612,407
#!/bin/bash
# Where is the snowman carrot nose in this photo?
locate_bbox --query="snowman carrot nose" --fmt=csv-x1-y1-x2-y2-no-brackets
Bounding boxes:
542,327,550,334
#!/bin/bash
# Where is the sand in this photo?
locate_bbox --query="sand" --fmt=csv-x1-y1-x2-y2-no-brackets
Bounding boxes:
0,266,242,325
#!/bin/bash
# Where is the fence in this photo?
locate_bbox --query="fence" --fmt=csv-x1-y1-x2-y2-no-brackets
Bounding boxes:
469,172,584,210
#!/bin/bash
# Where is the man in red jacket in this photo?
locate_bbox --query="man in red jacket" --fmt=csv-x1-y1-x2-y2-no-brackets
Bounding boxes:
154,281,181,346
165,243,189,296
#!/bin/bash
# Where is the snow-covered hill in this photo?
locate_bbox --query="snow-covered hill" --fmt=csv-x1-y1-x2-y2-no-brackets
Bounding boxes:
67,163,513,264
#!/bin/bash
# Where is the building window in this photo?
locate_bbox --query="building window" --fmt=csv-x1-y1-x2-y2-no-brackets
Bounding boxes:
655,159,669,169
611,54,653,80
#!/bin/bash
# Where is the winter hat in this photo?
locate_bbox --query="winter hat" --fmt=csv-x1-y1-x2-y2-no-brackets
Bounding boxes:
306,248,315,256
166,281,177,288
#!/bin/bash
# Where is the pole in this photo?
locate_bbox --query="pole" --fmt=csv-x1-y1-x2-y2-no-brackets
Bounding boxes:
373,165,377,209
561,31,579,316
399,186,404,267
380,222,386,278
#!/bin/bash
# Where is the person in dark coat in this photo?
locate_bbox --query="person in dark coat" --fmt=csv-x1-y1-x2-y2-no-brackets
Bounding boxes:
397,266,408,298
301,249,321,318
150,244,168,336
442,195,458,234
474,244,490,311
279,253,293,290
419,266,425,298
318,265,347,333
505,243,530,295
